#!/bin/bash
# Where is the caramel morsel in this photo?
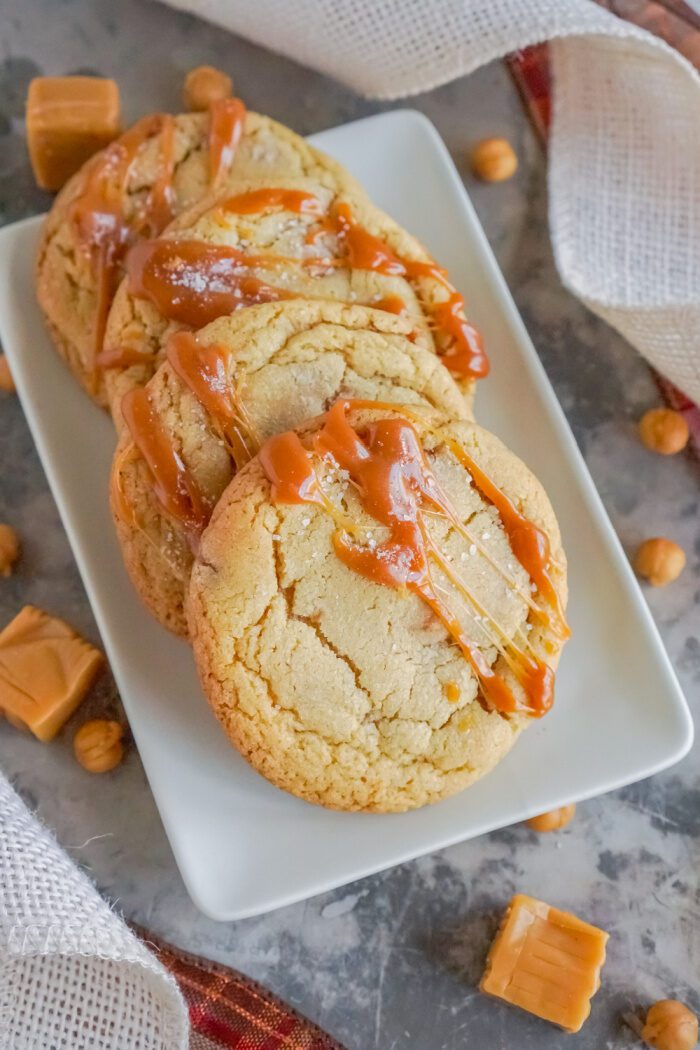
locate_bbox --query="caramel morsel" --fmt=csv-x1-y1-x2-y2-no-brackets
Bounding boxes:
527,803,576,833
638,408,689,456
27,76,121,191
471,137,518,182
480,893,608,1033
0,605,104,741
642,999,699,1050
634,538,686,587
183,65,233,112
74,719,125,773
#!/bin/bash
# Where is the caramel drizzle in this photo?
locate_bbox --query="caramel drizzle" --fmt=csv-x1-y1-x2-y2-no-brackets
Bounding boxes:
121,385,213,544
126,239,296,329
259,401,564,717
116,329,260,542
110,441,191,581
70,114,176,383
329,204,488,380
371,295,406,316
72,99,248,379
122,189,487,379
166,330,260,470
219,188,324,218
209,97,246,187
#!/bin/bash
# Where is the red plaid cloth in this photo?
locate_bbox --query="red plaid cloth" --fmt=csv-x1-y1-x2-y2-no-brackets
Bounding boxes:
507,0,700,456
133,927,346,1050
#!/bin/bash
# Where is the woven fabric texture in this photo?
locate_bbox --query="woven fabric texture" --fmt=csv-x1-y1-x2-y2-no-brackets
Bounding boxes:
164,0,700,401
0,773,188,1050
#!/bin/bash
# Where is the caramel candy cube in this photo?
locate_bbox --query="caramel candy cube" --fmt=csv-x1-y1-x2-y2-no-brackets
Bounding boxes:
480,894,608,1033
0,606,103,741
26,77,121,191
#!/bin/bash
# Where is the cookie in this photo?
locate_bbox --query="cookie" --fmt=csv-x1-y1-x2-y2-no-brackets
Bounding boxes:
102,157,487,424
110,300,470,636
36,100,369,406
188,402,569,812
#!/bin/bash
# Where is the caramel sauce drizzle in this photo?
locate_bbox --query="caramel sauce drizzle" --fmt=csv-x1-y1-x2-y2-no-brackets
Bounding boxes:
123,187,324,332
209,97,246,187
70,114,175,383
95,344,155,370
72,99,248,379
122,188,486,379
260,401,561,717
166,330,260,470
121,186,486,380
126,239,295,329
219,188,324,217
121,385,213,543
329,204,488,380
371,295,406,316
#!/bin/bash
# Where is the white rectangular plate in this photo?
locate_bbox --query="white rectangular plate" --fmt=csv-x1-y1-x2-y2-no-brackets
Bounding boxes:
0,110,692,921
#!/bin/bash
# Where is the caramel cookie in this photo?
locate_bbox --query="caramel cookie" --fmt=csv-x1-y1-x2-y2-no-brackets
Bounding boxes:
110,300,469,635
102,154,486,425
37,102,368,406
188,403,569,812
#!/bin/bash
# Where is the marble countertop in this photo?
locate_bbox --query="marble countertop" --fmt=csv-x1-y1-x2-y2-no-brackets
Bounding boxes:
1,1,698,1047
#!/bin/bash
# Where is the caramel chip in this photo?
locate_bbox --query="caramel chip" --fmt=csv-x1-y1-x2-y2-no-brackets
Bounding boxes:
0,605,103,741
27,76,121,191
480,893,608,1033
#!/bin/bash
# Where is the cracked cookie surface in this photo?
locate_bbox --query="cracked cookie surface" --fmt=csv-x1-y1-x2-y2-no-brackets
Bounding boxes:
188,406,568,812
111,300,469,636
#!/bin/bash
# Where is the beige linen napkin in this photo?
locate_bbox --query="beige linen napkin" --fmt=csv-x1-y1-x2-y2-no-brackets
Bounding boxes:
163,0,700,402
0,773,188,1050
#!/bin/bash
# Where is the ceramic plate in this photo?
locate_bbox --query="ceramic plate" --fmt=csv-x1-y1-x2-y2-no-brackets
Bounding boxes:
0,111,692,920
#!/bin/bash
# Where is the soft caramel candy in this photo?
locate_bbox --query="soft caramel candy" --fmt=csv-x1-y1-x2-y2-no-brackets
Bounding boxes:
0,605,103,741
480,894,608,1033
26,77,121,191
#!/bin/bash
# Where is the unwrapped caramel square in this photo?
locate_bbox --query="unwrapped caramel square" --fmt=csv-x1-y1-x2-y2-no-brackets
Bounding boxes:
0,606,103,741
26,76,121,191
480,893,608,1033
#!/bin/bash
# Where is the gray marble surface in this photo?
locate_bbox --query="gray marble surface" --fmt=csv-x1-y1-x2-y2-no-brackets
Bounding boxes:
0,1,699,1047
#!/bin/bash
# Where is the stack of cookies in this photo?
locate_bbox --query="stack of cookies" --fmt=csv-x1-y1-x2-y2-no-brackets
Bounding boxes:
36,79,569,812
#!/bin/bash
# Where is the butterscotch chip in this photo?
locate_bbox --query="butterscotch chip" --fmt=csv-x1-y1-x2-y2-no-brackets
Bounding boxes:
527,803,576,832
0,354,15,393
184,65,233,111
188,406,568,812
74,719,124,773
0,606,103,741
634,538,685,586
0,525,20,576
27,77,121,191
480,894,608,1032
111,300,470,636
471,137,518,182
638,408,689,456
642,999,698,1050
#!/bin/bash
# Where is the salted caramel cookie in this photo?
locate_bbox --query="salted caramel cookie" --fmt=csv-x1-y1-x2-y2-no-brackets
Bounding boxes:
110,301,469,636
188,403,569,812
37,100,377,407
102,156,486,424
